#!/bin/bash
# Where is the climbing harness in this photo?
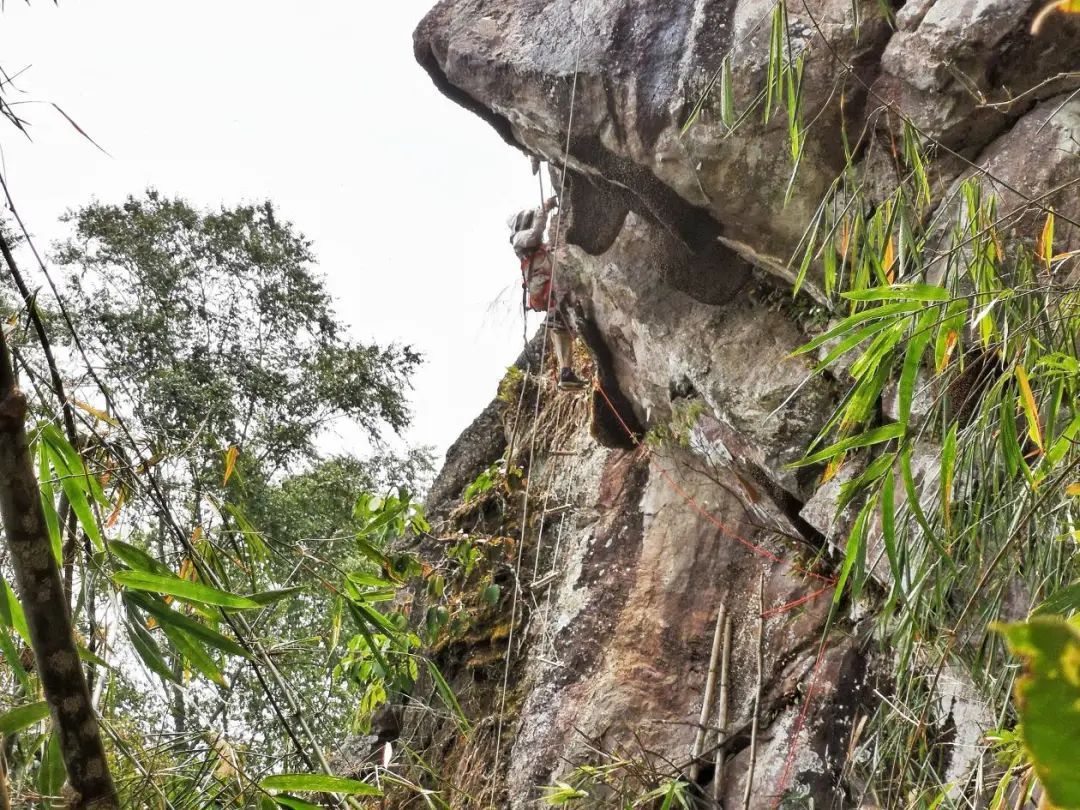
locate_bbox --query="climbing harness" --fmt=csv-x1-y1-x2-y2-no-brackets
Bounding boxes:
520,244,554,313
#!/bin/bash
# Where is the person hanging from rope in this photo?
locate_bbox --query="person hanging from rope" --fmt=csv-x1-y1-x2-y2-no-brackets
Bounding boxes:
507,188,587,391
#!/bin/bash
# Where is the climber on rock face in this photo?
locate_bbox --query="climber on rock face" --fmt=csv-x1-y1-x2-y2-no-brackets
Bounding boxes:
507,190,586,391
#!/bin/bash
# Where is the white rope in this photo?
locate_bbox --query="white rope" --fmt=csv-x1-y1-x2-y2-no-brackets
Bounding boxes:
490,0,589,796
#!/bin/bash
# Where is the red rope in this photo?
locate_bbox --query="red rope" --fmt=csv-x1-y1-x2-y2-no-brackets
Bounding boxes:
592,382,837,587
760,583,836,619
771,641,830,807
588,350,840,806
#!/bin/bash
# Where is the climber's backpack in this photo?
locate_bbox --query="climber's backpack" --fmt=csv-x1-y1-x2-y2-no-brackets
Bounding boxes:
521,245,553,313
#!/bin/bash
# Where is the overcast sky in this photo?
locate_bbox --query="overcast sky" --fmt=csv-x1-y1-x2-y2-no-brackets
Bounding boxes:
0,1,540,463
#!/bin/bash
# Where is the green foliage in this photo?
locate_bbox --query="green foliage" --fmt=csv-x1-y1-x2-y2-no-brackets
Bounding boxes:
679,14,1080,799
464,461,501,502
332,488,473,744
259,773,382,796
59,191,419,468
113,571,263,610
0,701,49,735
540,760,692,809
498,363,525,404
789,174,1080,800
996,617,1080,809
0,190,438,806
644,398,705,449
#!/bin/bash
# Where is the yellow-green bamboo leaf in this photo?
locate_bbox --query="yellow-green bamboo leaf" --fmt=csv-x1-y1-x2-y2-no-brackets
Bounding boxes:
1015,365,1044,451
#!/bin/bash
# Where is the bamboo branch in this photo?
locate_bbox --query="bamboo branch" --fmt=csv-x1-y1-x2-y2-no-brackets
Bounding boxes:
691,604,727,783
0,326,118,808
743,573,764,810
713,613,733,804
0,230,79,460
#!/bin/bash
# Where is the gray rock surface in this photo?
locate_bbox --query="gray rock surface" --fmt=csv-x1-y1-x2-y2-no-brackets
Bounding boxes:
409,0,1080,805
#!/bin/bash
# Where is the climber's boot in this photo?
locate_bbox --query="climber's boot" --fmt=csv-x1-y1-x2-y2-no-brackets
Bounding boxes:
558,368,587,391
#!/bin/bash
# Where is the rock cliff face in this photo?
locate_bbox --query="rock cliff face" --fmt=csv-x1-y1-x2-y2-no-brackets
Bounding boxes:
409,1,1080,807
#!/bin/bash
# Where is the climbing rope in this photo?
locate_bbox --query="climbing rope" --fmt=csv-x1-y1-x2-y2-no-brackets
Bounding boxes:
490,0,590,794
486,2,845,800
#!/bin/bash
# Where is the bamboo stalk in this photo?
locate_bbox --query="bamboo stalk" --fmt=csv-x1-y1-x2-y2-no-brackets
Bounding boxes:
0,746,9,810
690,604,727,783
712,613,733,803
743,573,765,810
0,326,118,808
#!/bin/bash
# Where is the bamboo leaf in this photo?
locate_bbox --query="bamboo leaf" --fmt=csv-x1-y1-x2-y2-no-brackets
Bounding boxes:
38,732,66,800
37,442,62,564
996,618,1080,808
849,321,906,381
160,624,226,686
837,451,894,510
793,204,822,297
941,424,958,534
1034,413,1080,488
834,495,874,604
426,660,471,734
898,309,936,431
40,423,107,503
115,571,262,610
78,643,113,671
934,299,967,373
999,392,1032,483
0,577,29,643
71,399,117,425
880,463,903,597
350,609,391,677
842,283,949,302
0,627,30,692
812,315,898,373
720,55,735,127
1034,581,1080,615
60,474,104,552
842,360,893,431
899,446,953,568
791,423,905,468
272,798,322,810
125,592,249,658
108,540,174,577
41,425,105,551
793,301,923,356
223,503,269,562
260,774,381,796
222,446,240,486
126,611,181,685
1038,208,1055,270
348,600,399,638
1015,364,1044,451
0,701,49,734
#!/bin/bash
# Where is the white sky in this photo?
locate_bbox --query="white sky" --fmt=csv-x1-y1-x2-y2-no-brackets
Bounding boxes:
0,1,541,462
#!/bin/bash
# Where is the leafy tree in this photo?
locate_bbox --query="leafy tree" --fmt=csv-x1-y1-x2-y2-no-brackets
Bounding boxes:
59,190,418,473
45,190,430,758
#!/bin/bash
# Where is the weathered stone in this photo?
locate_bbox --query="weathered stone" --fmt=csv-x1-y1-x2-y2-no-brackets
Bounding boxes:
408,0,1076,803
